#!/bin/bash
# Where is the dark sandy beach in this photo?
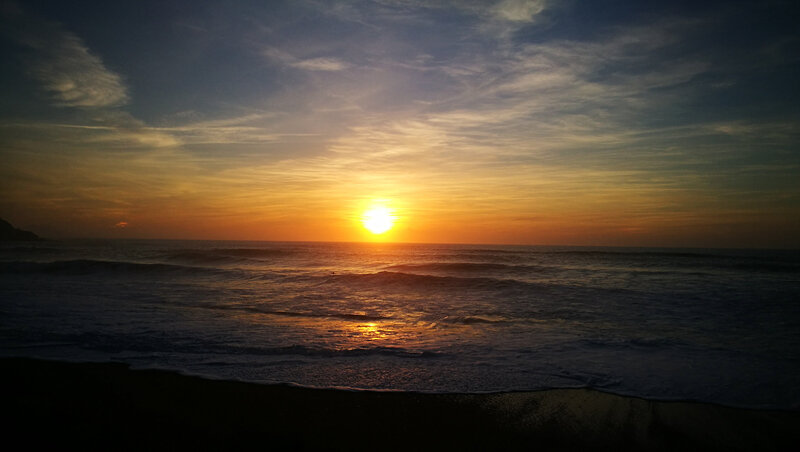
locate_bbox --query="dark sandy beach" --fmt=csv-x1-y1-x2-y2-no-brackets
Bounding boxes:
2,358,798,450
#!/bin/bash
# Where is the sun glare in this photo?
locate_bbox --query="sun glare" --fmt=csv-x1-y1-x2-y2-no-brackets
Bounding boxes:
362,206,395,234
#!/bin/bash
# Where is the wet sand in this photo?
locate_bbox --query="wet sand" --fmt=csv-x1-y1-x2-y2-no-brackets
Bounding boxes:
3,357,798,450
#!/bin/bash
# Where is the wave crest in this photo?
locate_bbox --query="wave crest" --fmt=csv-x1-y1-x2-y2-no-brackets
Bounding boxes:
258,345,440,358
161,248,296,265
0,259,228,277
205,305,391,322
326,270,533,291
385,262,553,273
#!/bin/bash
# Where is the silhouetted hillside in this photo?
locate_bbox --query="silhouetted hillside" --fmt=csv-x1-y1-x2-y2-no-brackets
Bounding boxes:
0,218,40,241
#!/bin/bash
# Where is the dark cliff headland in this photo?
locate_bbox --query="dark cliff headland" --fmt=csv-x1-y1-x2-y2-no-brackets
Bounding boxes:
0,218,40,241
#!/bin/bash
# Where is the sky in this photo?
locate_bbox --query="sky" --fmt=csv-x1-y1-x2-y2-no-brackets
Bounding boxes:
1,0,799,247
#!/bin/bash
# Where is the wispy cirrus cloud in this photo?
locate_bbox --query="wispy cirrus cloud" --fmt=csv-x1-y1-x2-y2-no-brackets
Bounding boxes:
26,31,129,107
0,111,179,150
322,18,711,161
263,46,350,72
2,4,128,108
492,0,547,22
291,57,350,71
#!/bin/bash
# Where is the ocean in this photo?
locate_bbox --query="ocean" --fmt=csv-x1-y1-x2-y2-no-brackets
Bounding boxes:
1,240,799,410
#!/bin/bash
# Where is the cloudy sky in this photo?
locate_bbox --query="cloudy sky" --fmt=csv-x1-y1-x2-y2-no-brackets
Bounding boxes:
1,0,798,246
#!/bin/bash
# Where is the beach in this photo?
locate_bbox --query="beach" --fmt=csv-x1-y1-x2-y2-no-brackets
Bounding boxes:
4,358,798,451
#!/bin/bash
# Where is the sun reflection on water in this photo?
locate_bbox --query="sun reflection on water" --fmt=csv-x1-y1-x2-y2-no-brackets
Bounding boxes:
236,306,478,355
350,322,390,342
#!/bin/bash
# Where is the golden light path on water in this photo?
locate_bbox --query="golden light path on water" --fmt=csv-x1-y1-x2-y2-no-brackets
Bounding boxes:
353,322,384,341
233,307,489,354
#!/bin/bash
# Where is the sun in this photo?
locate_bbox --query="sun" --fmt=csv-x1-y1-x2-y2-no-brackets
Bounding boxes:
362,206,395,234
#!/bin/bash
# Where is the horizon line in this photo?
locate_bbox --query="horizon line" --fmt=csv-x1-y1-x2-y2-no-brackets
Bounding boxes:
23,236,800,252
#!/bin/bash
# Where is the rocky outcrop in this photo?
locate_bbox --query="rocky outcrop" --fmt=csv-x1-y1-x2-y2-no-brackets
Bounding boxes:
0,218,40,241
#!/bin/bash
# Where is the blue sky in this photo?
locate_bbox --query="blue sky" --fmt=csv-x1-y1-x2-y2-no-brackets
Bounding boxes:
1,0,799,246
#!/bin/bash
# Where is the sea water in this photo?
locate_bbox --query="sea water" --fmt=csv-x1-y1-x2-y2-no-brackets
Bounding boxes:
1,240,799,410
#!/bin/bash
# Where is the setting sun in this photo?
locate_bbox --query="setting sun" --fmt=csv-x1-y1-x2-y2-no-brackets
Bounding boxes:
362,207,395,234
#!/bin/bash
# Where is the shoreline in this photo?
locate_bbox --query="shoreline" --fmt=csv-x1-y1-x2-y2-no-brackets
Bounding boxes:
3,358,799,450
